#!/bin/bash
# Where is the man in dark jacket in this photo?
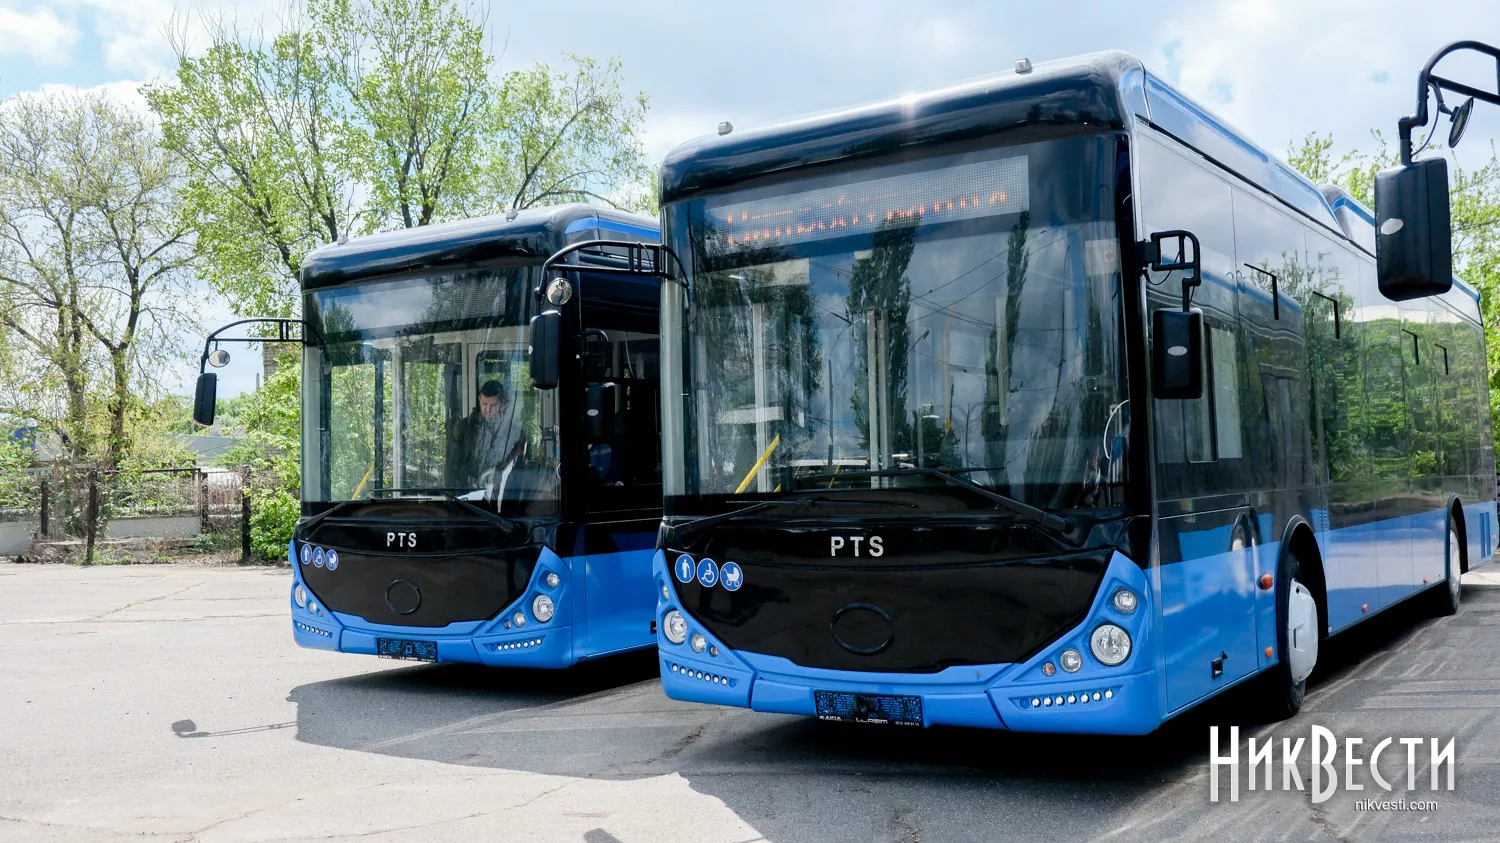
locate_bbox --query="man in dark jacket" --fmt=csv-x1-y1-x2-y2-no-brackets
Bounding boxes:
446,379,523,489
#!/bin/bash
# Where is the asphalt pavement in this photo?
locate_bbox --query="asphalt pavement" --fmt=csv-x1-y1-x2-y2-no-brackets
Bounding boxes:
3,561,1499,843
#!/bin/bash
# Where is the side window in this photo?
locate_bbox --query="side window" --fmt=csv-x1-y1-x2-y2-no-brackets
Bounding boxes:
1359,261,1411,479
1303,239,1367,484
1210,324,1242,459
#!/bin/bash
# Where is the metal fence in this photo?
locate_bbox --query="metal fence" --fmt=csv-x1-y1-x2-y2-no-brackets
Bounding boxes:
1,465,251,562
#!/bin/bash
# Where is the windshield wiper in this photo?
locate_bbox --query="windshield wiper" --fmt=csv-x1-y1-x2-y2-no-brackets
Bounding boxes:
369,487,521,536
833,467,1070,533
667,498,912,543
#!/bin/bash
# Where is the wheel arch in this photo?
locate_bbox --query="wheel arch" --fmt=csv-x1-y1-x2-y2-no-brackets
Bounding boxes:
1448,496,1469,574
1278,516,1328,638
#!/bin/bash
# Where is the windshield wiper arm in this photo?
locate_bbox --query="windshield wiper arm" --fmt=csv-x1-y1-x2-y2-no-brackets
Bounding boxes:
369,487,521,535
836,467,1070,533
667,498,912,543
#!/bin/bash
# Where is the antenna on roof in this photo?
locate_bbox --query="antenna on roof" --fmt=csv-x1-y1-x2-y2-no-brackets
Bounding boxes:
1015,58,1032,74
718,122,733,136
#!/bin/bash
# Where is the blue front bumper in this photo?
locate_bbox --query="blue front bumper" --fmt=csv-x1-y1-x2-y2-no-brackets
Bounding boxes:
653,549,1164,735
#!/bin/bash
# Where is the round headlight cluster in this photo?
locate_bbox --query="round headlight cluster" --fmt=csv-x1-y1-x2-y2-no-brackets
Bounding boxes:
660,582,671,600
294,584,307,608
512,611,527,628
1090,623,1132,666
532,594,554,623
544,571,560,589
690,632,708,653
1112,588,1139,614
663,609,688,645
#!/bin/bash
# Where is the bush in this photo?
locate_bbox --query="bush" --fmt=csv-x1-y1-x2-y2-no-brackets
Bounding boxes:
249,485,298,562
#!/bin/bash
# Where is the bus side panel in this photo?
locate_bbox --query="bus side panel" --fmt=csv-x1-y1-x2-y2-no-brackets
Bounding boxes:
581,529,658,658
1464,500,1497,572
1156,510,1258,713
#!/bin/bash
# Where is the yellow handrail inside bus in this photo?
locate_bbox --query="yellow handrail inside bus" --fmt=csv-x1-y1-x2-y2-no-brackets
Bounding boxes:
734,434,781,494
351,463,375,499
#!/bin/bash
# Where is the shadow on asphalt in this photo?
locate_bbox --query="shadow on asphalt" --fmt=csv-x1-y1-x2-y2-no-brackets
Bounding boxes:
286,584,1494,839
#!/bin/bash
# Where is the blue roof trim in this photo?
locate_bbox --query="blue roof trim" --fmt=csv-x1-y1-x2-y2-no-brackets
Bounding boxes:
564,216,660,240
1330,196,1375,226
1141,73,1339,231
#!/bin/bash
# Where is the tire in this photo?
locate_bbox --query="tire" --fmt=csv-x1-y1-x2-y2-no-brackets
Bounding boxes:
1260,553,1318,721
1436,524,1462,617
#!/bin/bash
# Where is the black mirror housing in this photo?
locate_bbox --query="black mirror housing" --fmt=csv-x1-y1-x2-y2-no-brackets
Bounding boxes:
193,372,218,426
1375,158,1453,301
1152,309,1203,400
529,309,562,390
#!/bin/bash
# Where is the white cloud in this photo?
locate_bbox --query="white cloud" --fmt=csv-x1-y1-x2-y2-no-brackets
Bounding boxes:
0,4,79,65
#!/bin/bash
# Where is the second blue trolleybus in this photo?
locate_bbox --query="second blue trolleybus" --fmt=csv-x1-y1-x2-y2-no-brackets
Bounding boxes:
197,205,665,668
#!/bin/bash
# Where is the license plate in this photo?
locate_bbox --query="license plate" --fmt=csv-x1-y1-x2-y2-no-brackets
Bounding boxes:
376,638,438,662
814,690,923,726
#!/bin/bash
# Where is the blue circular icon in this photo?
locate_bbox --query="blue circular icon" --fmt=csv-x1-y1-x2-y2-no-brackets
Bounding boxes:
325,550,339,571
300,544,313,566
674,554,695,583
720,561,743,592
313,547,326,568
696,558,719,588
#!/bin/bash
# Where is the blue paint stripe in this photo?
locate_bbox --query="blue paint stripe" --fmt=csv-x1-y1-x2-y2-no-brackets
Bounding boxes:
563,217,660,240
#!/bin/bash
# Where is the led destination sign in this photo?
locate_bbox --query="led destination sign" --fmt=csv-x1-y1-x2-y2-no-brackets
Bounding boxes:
707,155,1030,248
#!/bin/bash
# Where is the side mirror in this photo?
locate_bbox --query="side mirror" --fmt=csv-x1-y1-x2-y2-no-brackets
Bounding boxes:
585,383,620,443
193,372,218,426
529,309,562,389
1375,158,1452,300
1152,309,1203,400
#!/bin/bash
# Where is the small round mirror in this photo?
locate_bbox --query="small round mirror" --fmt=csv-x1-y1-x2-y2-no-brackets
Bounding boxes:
545,277,573,306
207,348,231,368
1449,97,1474,149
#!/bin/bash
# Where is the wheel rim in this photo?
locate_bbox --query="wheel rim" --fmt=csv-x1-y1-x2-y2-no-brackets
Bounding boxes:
1449,528,1462,604
1286,576,1318,684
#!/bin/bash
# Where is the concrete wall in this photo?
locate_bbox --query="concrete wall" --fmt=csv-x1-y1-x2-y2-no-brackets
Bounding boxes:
0,521,36,555
105,516,200,540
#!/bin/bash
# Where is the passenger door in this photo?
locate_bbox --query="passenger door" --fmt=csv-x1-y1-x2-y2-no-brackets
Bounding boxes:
576,287,663,657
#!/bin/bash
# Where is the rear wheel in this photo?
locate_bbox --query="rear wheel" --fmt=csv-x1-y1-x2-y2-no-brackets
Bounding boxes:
1437,525,1462,616
1261,553,1319,720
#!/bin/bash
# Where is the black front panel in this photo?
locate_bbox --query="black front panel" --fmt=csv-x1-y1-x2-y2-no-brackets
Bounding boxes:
297,500,542,628
670,522,1112,673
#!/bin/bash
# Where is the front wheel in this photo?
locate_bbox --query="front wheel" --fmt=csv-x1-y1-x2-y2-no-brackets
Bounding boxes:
1259,554,1320,721
1436,526,1462,617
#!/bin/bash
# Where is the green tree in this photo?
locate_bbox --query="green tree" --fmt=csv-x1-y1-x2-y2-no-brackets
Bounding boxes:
147,0,652,317
0,91,197,552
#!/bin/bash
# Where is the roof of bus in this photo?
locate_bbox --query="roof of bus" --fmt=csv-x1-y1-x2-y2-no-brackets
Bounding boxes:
300,204,658,291
657,50,1484,314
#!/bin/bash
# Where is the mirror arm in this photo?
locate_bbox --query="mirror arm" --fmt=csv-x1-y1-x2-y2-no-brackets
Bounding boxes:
1140,230,1203,311
1398,40,1500,164
198,317,323,373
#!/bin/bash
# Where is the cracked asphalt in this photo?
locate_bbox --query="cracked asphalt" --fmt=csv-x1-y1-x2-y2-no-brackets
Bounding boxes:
4,561,1500,843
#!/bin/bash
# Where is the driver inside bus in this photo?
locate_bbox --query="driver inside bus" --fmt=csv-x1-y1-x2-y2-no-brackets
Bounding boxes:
446,379,524,490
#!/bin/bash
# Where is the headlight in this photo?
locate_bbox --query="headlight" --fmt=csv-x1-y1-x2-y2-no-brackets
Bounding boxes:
1112,588,1139,614
660,582,671,600
294,584,307,608
663,610,688,644
544,571,560,589
308,600,320,615
1090,623,1132,666
512,611,527,628
1060,648,1083,673
690,632,707,653
532,594,555,623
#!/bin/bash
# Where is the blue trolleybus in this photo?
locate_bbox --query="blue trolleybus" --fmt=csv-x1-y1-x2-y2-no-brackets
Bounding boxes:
625,52,1495,733
195,205,665,668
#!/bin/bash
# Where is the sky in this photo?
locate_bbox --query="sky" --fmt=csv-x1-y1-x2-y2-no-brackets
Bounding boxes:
2,0,1498,397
